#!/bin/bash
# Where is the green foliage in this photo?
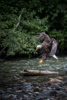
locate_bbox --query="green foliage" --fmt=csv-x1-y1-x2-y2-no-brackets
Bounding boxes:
0,30,38,56
0,0,67,57
21,16,49,35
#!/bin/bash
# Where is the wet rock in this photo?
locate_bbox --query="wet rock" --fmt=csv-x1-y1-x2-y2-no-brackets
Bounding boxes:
57,91,67,98
23,82,33,93
46,97,56,100
55,85,61,90
19,98,23,100
20,79,26,83
33,86,40,92
0,78,67,100
43,90,57,97
33,92,40,96
7,88,12,90
0,90,5,94
63,81,67,85
63,87,67,91
23,82,32,88
32,83,39,87
36,95,44,100
16,90,22,93
21,90,29,95
12,83,20,88
13,76,20,81
1,94,17,100
45,99,50,100
50,84,62,90
6,90,14,94
23,94,29,99
47,87,51,90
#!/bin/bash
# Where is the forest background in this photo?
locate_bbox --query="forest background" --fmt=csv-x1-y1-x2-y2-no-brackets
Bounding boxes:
0,0,67,58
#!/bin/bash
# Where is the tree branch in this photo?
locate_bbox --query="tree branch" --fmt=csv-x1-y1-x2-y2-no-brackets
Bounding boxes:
13,13,22,31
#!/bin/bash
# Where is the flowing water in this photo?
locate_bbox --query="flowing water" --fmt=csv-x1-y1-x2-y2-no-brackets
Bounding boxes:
0,56,67,88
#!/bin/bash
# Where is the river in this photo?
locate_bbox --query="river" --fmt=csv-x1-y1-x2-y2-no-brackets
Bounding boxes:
0,56,67,100
0,56,67,87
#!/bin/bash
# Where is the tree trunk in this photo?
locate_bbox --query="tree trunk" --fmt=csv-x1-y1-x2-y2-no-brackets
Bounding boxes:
20,69,59,76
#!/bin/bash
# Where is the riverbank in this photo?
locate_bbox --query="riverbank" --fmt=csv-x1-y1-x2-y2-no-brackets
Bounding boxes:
0,79,67,100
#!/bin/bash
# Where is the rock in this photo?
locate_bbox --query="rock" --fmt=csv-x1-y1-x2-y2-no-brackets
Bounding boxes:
7,88,12,90
0,77,66,100
48,78,63,84
16,90,22,93
55,76,63,80
23,82,32,88
57,91,67,98
33,92,40,96
50,84,62,90
0,90,5,94
32,83,39,87
43,90,57,97
22,90,29,95
23,94,29,99
45,99,50,100
1,94,17,100
13,76,20,81
55,85,61,90
36,96,44,100
48,76,63,84
33,86,40,92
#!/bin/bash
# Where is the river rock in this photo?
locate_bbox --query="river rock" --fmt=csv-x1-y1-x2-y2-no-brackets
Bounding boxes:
55,85,61,90
43,90,57,97
33,86,40,92
0,90,5,94
23,82,32,88
57,91,67,98
36,95,44,100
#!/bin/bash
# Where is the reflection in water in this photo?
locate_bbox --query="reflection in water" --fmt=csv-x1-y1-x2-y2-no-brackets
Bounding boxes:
0,56,67,88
